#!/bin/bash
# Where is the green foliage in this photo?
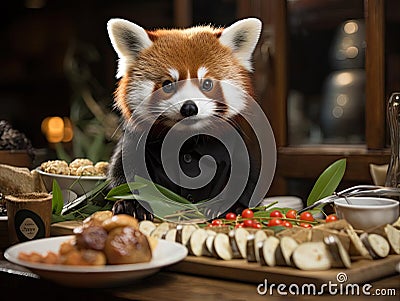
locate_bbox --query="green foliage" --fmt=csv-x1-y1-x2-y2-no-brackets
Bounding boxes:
106,176,205,222
51,180,64,215
54,41,120,163
306,158,347,206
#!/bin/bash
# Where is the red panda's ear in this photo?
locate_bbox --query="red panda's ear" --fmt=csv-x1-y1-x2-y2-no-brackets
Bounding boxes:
219,18,262,72
107,19,153,78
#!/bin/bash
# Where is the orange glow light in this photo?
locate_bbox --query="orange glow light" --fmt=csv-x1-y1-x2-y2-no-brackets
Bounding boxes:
41,116,73,143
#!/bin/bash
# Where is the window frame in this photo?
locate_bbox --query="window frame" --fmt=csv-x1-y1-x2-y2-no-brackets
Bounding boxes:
237,0,390,195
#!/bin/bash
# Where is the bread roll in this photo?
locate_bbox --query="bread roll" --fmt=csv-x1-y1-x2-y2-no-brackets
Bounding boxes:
102,214,139,232
83,210,113,227
74,225,108,251
104,226,152,264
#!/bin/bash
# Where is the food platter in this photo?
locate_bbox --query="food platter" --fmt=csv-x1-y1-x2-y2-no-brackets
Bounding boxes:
4,235,188,288
145,219,400,286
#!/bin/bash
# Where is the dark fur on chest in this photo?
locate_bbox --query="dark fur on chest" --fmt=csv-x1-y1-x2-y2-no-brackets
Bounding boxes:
108,126,260,217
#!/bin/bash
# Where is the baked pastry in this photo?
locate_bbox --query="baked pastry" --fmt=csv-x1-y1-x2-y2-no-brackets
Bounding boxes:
104,226,152,264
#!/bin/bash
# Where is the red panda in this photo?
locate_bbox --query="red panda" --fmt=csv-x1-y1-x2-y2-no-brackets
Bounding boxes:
107,18,263,221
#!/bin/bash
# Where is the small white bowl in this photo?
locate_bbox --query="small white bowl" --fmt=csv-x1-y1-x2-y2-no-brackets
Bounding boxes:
334,197,399,230
261,196,304,211
36,168,107,196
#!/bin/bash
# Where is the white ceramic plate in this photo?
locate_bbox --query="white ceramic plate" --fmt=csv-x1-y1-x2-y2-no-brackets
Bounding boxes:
260,196,304,211
0,216,7,221
4,235,188,288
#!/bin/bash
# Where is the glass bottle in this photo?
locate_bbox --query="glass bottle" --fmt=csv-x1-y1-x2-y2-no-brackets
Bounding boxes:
385,92,400,188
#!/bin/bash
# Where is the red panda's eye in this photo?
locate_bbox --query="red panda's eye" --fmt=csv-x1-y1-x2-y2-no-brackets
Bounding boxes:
201,79,213,92
162,80,175,93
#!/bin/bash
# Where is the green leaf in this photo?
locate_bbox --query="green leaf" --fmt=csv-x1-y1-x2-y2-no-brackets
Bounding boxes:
306,158,346,206
266,226,286,234
105,182,147,200
135,176,192,204
133,176,205,221
105,176,205,222
51,180,64,215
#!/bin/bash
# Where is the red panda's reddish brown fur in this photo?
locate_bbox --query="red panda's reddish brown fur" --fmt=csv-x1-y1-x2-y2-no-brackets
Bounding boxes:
113,26,255,120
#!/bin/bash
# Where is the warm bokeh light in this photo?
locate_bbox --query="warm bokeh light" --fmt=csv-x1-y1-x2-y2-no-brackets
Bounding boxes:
62,117,74,142
345,46,359,58
343,21,358,34
335,72,353,86
41,116,73,143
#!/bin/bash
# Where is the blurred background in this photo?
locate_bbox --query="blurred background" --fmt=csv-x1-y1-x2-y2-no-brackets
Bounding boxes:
0,0,399,200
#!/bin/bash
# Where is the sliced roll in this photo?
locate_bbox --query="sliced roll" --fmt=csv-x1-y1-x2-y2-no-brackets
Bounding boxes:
261,236,280,267
275,236,298,266
188,228,209,256
360,233,390,259
292,242,332,270
213,233,233,260
138,220,157,236
176,224,198,246
150,222,170,239
323,235,351,268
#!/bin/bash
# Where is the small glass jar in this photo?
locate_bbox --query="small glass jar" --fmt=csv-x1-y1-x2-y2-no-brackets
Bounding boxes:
385,92,400,188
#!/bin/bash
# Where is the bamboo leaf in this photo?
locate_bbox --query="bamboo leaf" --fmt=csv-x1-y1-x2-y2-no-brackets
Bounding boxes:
135,175,192,204
108,194,138,200
133,176,205,221
306,158,346,206
52,180,64,215
105,176,205,222
105,182,147,200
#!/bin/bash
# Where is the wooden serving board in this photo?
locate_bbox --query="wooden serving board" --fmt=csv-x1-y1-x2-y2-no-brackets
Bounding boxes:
49,221,400,286
168,255,400,286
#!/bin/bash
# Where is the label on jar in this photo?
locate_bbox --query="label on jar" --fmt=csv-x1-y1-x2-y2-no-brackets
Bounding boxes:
14,209,45,242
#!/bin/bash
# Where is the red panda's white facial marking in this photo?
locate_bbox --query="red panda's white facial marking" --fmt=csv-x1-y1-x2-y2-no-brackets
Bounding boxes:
156,77,217,129
107,18,262,128
220,79,248,117
168,68,180,82
197,66,208,80
125,79,154,116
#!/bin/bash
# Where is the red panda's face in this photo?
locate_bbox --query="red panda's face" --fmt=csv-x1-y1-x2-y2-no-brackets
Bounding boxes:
108,19,262,130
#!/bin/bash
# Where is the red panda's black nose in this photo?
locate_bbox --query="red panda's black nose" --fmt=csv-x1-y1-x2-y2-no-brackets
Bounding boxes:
180,100,198,117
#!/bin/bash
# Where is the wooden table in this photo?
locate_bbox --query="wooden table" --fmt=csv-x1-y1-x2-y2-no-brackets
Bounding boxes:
0,254,399,301
1,248,399,301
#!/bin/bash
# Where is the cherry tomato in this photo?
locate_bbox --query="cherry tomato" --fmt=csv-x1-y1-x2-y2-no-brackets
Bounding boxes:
252,221,262,229
211,219,223,226
235,223,244,228
299,211,314,222
326,214,338,223
282,221,293,228
267,218,283,227
225,212,237,220
270,210,284,218
299,222,313,229
285,209,297,219
243,219,254,228
241,208,254,219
